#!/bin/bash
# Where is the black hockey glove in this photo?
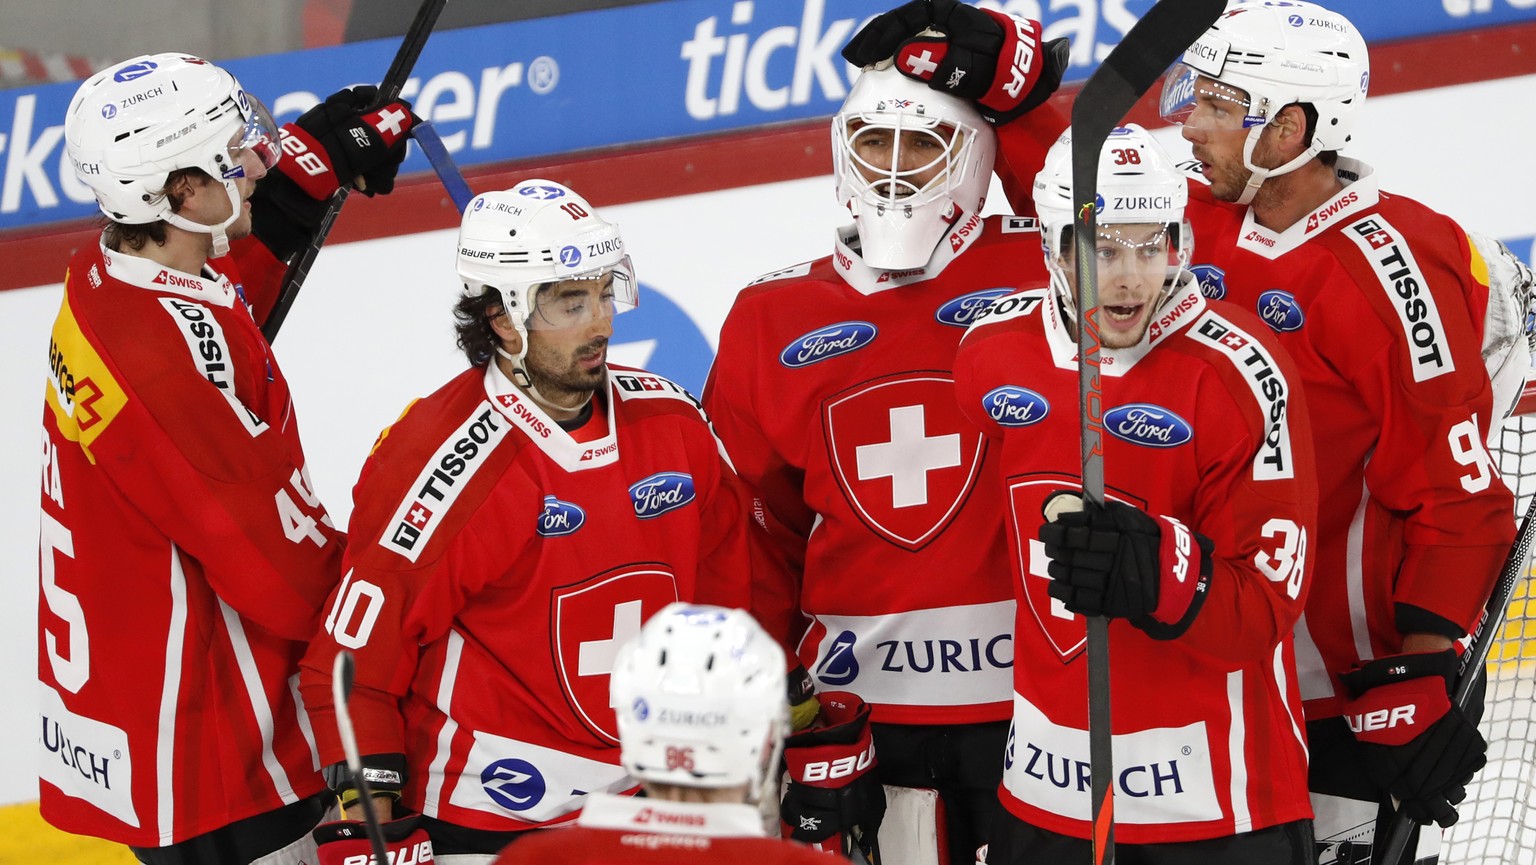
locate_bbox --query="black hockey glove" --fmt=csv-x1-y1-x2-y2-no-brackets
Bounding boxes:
1038,495,1213,640
323,752,407,812
840,0,1070,125
278,85,418,199
1339,650,1487,828
781,691,885,862
313,811,433,865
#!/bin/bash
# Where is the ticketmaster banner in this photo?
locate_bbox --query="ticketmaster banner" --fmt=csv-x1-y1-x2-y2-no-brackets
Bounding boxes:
2,0,1533,232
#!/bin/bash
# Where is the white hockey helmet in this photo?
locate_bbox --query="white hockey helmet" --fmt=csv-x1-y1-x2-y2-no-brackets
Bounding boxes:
64,53,280,256
1033,124,1192,326
833,64,996,271
612,604,788,805
1160,1,1369,203
456,180,637,386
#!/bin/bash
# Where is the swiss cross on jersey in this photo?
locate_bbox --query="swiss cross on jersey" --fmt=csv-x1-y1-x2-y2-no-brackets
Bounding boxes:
823,373,987,551
551,568,680,744
1009,475,1145,662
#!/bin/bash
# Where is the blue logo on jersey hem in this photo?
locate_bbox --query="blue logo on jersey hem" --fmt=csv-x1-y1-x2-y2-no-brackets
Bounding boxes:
779,322,878,368
1104,403,1193,448
815,630,860,686
482,758,546,812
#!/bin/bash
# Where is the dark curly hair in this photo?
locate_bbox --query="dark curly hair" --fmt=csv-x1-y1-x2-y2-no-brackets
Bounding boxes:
454,289,504,367
102,167,206,253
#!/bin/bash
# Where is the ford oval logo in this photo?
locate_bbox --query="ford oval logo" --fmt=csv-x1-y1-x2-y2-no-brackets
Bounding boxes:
936,288,1011,327
983,386,1050,427
1256,290,1305,332
779,322,877,368
630,471,696,519
1190,264,1227,300
1104,403,1193,448
536,495,585,537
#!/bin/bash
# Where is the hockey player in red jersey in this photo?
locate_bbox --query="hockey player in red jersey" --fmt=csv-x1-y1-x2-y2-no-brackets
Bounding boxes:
297,180,766,863
493,603,831,865
954,124,1318,864
702,21,1068,861
39,53,414,865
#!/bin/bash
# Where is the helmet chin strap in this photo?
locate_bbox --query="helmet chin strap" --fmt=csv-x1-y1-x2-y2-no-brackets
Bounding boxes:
493,344,593,414
163,179,243,258
1235,125,1321,206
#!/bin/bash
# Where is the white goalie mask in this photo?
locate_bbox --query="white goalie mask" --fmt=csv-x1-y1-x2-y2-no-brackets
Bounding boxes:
1033,124,1192,329
456,180,638,387
64,53,281,257
612,604,788,814
1159,0,1369,204
833,64,996,271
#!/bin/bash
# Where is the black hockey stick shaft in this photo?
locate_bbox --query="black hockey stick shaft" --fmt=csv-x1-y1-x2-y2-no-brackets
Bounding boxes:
332,650,393,865
1068,2,1227,862
262,0,450,342
1378,489,1536,864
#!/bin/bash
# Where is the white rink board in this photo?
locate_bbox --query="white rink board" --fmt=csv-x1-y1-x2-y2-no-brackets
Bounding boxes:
4,75,1535,812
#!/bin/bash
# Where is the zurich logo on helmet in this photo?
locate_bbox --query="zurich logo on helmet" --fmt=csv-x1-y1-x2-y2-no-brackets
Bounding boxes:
1257,290,1305,332
537,495,585,537
1095,192,1106,212
936,288,1011,327
112,60,158,83
1190,264,1227,300
1104,403,1194,448
559,245,582,268
632,697,650,721
482,758,547,812
815,630,860,687
779,322,878,368
1287,13,1304,26
984,386,1050,427
630,472,696,519
519,185,566,200
100,104,117,120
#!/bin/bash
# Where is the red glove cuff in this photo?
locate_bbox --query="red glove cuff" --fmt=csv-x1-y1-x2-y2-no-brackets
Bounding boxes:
276,124,340,200
783,691,877,789
984,11,1047,110
1152,514,1201,626
1343,674,1452,747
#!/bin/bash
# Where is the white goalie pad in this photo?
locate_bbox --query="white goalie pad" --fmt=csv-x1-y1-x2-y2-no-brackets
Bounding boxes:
1312,791,1442,865
1470,232,1535,426
879,785,945,865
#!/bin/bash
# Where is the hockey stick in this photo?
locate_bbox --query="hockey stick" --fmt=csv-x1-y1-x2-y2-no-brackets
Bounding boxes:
1378,491,1536,864
1067,2,1226,861
262,0,450,342
331,649,393,865
413,120,476,212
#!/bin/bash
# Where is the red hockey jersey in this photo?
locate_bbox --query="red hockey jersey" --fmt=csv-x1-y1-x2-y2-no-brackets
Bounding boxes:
704,216,1050,725
954,283,1318,842
39,240,342,846
491,793,829,865
298,363,760,833
1177,161,1514,717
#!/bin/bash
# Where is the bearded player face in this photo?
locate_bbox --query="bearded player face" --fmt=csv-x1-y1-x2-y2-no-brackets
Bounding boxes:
522,276,616,402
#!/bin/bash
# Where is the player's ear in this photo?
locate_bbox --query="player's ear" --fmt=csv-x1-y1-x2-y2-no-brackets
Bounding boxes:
487,305,522,349
1269,104,1311,159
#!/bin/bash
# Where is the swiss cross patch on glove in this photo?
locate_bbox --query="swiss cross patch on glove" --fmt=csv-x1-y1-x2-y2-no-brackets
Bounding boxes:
277,86,418,199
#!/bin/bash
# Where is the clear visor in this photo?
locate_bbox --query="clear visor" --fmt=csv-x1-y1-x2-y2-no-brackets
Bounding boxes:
1158,64,1266,132
224,93,281,178
843,117,962,205
526,256,638,331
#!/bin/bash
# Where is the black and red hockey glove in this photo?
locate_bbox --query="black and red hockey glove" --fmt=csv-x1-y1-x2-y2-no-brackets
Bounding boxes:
840,0,1069,125
1339,650,1487,828
278,85,418,199
313,812,433,865
781,691,885,862
1038,495,1213,640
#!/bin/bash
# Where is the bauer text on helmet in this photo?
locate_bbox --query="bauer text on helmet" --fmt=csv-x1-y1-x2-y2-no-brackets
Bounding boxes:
833,65,996,271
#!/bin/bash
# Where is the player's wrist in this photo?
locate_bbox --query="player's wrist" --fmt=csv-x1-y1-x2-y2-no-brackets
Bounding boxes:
324,752,407,810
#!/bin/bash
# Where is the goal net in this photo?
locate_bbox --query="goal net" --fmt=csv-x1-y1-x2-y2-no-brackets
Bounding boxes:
1443,410,1536,865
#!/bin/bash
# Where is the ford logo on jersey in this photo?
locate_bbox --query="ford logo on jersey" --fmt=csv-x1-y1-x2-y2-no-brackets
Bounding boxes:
630,472,696,519
936,288,1012,327
1104,404,1193,448
536,495,585,537
1257,290,1305,332
815,630,861,686
482,758,546,812
984,386,1050,427
1190,264,1227,300
779,322,878,368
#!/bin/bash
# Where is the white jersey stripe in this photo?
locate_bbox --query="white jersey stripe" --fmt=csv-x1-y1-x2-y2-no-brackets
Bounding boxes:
1273,642,1308,763
1346,478,1374,662
422,629,466,818
219,599,296,803
288,674,320,771
1226,669,1251,833
157,547,189,845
